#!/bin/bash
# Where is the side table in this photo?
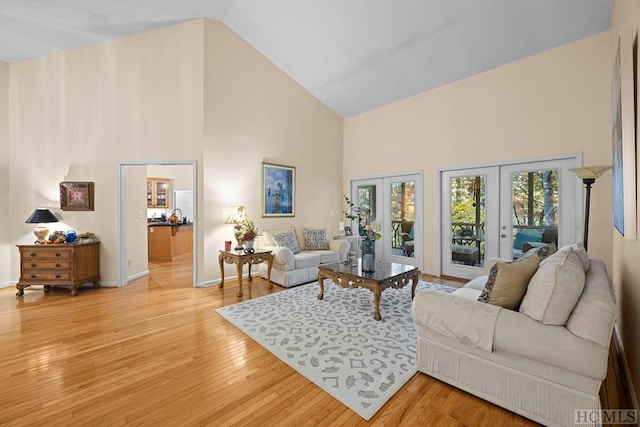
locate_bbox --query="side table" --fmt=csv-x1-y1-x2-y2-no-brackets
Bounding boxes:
218,249,273,297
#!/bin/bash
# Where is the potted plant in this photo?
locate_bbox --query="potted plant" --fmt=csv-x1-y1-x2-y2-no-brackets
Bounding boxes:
242,220,258,252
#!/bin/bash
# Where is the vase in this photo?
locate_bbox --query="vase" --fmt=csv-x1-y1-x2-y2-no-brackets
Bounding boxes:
361,239,376,272
243,239,255,252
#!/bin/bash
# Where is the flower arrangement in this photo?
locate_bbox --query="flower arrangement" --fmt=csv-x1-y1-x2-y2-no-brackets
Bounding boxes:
242,220,258,242
343,195,382,241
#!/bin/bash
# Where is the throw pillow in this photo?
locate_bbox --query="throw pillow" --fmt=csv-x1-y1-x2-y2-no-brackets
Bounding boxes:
303,227,329,250
519,249,585,325
271,228,301,254
554,242,590,272
476,255,539,310
521,242,557,261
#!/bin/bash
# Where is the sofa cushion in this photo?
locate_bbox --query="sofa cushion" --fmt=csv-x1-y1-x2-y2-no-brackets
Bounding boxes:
519,249,585,325
293,251,321,269
303,227,330,250
313,249,340,264
557,242,590,272
271,228,301,254
477,255,539,310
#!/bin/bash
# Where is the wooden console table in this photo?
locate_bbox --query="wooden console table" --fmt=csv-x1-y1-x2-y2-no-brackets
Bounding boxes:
218,249,273,297
16,240,100,297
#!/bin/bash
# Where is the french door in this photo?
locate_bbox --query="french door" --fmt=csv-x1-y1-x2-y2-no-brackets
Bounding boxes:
349,173,423,270
441,157,580,279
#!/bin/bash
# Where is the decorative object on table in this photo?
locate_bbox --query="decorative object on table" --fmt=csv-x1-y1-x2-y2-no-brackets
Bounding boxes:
343,225,352,236
168,208,182,223
569,166,612,251
262,162,295,217
612,31,637,240
241,219,258,253
344,195,382,272
25,208,59,243
59,182,94,211
224,240,232,251
66,230,77,243
216,280,455,420
225,205,247,250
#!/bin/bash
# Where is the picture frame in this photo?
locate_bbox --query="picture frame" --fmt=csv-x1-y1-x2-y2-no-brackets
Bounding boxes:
612,31,637,239
262,162,295,217
60,182,95,211
344,226,352,236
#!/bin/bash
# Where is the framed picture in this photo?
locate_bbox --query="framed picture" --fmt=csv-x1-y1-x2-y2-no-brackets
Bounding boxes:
344,226,352,236
60,182,95,211
262,162,295,217
612,31,637,239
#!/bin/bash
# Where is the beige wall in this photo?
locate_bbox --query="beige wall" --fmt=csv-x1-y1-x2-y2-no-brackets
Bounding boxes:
611,0,640,406
202,20,343,282
4,18,343,287
344,31,613,275
7,20,205,285
0,60,8,285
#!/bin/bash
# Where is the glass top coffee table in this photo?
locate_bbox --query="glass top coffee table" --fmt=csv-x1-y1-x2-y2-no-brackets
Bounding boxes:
317,260,420,321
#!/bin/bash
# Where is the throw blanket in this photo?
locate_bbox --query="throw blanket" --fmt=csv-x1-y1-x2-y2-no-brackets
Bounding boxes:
412,289,501,352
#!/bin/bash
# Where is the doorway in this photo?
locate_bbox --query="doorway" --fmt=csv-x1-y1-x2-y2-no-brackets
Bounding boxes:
349,172,423,270
117,160,198,287
440,156,581,279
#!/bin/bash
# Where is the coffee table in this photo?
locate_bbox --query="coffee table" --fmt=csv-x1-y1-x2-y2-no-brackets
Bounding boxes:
317,260,420,321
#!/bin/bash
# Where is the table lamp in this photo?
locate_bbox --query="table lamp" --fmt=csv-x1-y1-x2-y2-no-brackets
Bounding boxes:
225,206,246,250
569,166,612,251
25,208,59,243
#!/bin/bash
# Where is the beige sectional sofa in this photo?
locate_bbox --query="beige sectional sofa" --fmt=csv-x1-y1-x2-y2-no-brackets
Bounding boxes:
412,244,617,427
258,227,349,287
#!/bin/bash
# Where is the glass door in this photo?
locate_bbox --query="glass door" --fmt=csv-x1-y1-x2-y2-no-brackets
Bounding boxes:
441,157,579,280
441,167,499,279
349,173,423,270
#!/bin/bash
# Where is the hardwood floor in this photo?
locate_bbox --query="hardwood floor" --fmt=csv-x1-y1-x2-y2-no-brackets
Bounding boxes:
0,255,626,426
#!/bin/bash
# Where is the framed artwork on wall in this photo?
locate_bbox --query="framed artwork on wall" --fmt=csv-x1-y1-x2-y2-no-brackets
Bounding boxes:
612,31,637,239
60,182,95,211
262,162,295,217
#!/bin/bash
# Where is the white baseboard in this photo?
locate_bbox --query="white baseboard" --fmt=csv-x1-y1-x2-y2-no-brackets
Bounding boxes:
128,270,149,282
0,281,16,288
615,326,639,411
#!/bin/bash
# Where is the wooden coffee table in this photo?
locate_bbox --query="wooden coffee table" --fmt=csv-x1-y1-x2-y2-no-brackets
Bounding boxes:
317,260,420,321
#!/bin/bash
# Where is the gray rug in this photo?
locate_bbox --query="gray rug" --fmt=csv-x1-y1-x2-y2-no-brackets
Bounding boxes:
216,280,456,420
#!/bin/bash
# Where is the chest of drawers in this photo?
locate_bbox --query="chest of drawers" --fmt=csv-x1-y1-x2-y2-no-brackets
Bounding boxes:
16,241,100,297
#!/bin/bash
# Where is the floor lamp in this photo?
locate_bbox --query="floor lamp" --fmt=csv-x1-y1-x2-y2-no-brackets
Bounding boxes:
569,166,612,251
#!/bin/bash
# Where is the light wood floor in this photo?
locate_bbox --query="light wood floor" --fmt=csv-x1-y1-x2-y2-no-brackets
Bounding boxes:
0,254,627,426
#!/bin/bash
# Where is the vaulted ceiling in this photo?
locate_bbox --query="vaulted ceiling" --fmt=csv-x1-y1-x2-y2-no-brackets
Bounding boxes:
0,0,612,117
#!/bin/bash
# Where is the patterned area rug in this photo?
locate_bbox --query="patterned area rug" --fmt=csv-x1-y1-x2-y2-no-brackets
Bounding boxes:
216,280,456,420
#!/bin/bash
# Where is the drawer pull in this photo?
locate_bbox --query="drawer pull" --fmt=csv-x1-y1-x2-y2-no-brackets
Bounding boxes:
55,274,61,279
55,252,62,257
30,274,37,279
55,263,61,268
31,263,37,268
30,252,37,257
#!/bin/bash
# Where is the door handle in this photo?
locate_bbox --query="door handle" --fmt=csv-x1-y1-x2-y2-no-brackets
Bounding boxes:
501,234,507,238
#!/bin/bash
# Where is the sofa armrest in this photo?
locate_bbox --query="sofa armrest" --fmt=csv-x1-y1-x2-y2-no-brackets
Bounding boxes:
262,245,294,270
329,239,350,261
412,289,501,352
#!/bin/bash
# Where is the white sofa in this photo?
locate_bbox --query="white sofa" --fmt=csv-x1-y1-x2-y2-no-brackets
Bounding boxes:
258,227,349,288
412,246,617,427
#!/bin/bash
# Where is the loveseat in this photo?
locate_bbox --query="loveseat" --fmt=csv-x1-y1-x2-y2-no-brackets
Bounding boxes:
412,244,617,427
258,227,349,287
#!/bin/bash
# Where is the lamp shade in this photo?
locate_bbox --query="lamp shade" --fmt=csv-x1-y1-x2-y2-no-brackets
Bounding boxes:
569,166,612,180
25,208,59,224
225,206,246,224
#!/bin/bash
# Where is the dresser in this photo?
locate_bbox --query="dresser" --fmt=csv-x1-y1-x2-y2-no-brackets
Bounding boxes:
16,240,100,297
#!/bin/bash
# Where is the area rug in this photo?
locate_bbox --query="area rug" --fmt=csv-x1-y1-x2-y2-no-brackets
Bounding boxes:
215,280,456,420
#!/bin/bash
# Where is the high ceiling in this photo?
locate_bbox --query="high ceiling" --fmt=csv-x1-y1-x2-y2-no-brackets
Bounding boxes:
0,0,612,117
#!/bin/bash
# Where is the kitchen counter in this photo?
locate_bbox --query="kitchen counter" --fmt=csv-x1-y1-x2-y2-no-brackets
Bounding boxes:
148,223,193,261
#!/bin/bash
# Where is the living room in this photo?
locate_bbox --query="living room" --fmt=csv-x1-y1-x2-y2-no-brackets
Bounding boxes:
1,1,639,424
